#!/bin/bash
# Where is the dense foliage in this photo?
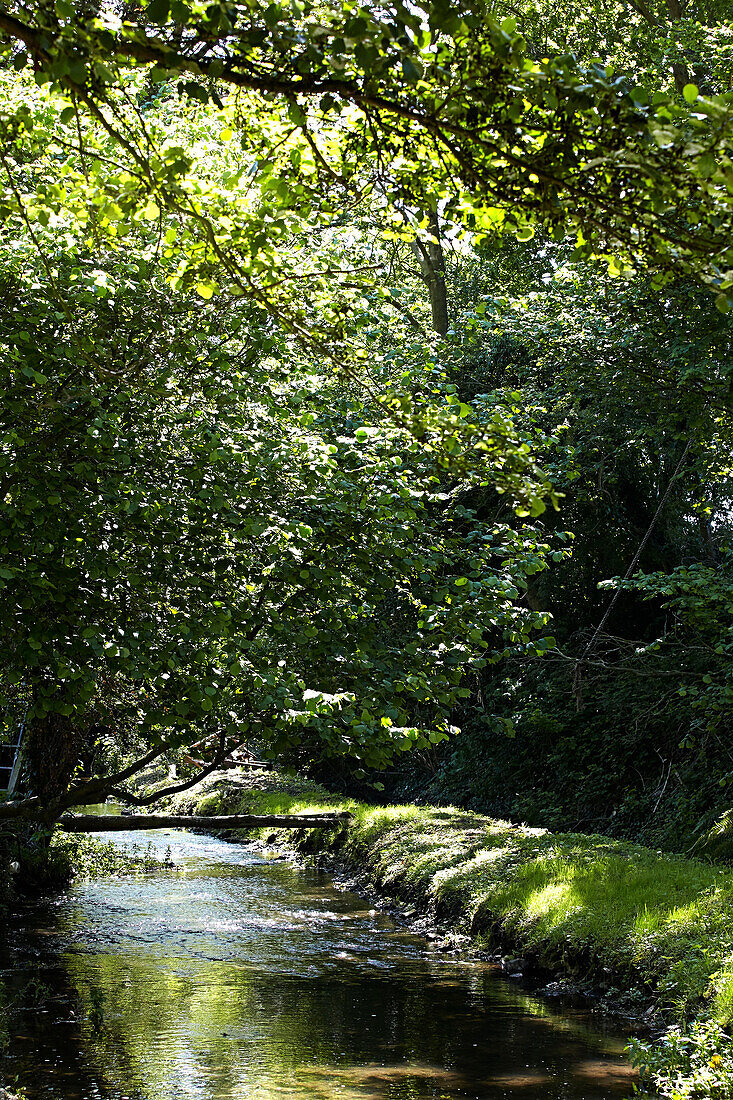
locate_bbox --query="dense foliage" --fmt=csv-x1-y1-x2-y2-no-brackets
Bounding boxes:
0,45,563,818
384,246,733,852
0,0,732,316
0,0,730,856
0,223,561,814
1,4,733,1096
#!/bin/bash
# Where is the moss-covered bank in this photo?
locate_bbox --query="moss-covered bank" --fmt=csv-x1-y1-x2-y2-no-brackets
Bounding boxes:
170,769,733,1098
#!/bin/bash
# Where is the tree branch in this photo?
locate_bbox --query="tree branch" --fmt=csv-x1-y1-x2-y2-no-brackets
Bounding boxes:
64,741,177,806
110,739,248,807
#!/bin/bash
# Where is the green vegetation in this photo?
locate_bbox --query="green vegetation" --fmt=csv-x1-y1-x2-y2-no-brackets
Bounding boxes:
176,775,733,1022
38,832,174,882
175,772,733,1097
375,259,733,853
1,0,733,1095
0,0,731,827
0,830,173,907
2,0,732,309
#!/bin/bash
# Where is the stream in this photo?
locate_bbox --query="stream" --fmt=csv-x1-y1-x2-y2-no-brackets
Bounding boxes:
0,824,637,1099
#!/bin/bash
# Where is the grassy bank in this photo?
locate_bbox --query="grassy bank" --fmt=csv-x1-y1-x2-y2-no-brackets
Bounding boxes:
170,769,733,1098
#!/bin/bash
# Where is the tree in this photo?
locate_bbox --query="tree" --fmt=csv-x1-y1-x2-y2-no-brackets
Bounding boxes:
484,0,732,95
1,0,732,826
411,210,449,337
0,213,560,822
0,0,731,318
389,234,733,846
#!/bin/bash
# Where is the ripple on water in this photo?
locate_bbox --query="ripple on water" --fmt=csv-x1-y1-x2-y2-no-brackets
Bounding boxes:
0,827,636,1100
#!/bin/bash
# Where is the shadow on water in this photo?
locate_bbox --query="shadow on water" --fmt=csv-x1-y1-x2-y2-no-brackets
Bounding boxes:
0,827,637,1099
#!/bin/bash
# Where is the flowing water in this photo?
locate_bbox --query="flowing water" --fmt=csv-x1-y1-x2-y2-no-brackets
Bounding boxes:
0,824,637,1100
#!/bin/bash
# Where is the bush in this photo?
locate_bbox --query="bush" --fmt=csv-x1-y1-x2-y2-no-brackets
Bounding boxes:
14,832,173,894
630,1021,733,1099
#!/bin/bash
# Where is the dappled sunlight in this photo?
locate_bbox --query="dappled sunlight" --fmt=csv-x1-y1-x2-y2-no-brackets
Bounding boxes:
523,881,581,925
573,1059,638,1085
293,1061,485,1097
181,777,733,1035
362,806,421,827
435,842,515,885
0,4,731,1100
1,826,635,1100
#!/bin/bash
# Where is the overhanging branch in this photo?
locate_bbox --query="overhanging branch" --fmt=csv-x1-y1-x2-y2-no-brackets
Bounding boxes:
110,738,248,807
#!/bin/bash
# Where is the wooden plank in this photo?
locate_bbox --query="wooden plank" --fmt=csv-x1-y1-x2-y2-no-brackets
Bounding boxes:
58,812,352,832
220,759,271,770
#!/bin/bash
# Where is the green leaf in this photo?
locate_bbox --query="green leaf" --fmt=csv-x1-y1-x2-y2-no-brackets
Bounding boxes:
146,0,171,22
683,83,699,105
402,57,423,83
181,81,209,104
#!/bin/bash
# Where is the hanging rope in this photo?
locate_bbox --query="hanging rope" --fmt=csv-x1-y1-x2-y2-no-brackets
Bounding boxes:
572,436,694,711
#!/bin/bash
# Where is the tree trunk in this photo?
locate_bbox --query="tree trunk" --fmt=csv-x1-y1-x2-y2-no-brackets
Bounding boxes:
665,0,692,94
411,210,449,336
630,0,692,94
58,813,353,831
24,707,81,806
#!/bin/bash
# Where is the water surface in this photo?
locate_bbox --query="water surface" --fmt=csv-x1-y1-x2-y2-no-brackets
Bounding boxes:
0,825,636,1099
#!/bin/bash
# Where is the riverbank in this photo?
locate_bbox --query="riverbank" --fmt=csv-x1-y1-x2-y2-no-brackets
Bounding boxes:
168,768,733,1098
3,813,639,1100
0,829,173,915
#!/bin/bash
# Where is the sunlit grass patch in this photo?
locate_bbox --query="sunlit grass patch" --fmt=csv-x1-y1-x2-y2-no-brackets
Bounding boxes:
184,769,733,1029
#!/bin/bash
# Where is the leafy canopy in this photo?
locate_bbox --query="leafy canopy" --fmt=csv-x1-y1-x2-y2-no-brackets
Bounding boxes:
0,0,732,319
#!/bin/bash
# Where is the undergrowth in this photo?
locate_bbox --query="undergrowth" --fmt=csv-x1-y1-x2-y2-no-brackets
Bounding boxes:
9,832,174,895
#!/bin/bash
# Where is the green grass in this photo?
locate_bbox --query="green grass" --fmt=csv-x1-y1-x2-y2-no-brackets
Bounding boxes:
171,771,733,1096
172,772,733,1028
172,771,733,1096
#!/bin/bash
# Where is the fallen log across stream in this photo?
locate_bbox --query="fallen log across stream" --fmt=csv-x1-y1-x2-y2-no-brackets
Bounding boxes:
58,813,353,831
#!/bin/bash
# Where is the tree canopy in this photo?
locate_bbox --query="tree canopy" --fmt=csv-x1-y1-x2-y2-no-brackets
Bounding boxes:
0,0,732,316
0,0,732,825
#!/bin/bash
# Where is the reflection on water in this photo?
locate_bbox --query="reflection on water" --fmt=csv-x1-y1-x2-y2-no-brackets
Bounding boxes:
0,827,636,1099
